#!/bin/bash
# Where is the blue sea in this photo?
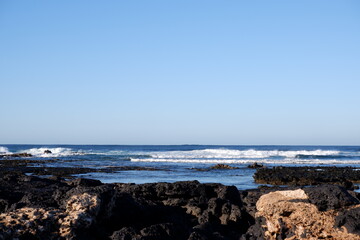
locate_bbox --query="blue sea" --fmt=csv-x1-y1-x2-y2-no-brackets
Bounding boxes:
1,145,360,189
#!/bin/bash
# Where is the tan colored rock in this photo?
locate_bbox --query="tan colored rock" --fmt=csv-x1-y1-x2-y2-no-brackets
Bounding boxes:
256,189,360,240
0,193,100,239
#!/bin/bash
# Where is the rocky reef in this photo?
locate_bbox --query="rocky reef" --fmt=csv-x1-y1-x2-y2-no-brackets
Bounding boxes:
1,172,360,239
254,166,360,190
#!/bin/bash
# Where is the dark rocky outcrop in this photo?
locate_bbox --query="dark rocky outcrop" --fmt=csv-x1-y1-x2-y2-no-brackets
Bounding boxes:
210,164,239,170
247,163,265,169
1,170,360,239
190,164,240,171
0,159,164,178
0,172,252,240
254,166,360,190
0,153,33,159
336,207,360,235
304,185,360,211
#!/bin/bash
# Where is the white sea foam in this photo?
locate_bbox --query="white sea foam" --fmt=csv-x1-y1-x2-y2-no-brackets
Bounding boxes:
0,146,10,154
131,158,360,165
145,149,340,160
130,148,348,165
21,147,83,157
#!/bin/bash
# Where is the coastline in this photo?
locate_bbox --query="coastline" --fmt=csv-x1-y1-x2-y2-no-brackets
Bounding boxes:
1,159,360,239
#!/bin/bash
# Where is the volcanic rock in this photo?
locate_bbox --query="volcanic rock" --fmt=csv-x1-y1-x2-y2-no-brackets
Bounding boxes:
254,166,360,189
210,164,239,170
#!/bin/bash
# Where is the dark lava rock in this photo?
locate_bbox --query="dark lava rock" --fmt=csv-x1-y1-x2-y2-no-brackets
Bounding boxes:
304,185,360,211
210,164,239,170
2,170,359,240
0,172,252,240
254,166,360,190
335,206,360,235
44,150,52,154
67,178,103,187
0,158,165,179
0,153,32,159
247,163,265,169
240,216,267,240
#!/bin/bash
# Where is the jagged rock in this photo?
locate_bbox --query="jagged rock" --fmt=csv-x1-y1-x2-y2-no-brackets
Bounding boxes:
111,227,138,240
335,207,360,235
67,178,103,187
254,166,360,190
44,150,52,154
2,171,360,240
251,188,360,239
0,153,32,159
210,164,239,170
0,173,254,239
304,185,359,211
247,163,265,169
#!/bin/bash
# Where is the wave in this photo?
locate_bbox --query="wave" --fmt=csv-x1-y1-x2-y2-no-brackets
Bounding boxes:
144,149,341,160
0,146,10,154
131,158,360,165
129,148,359,165
21,147,84,157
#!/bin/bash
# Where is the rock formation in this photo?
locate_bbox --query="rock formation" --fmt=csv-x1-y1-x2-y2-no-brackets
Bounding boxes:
1,172,360,239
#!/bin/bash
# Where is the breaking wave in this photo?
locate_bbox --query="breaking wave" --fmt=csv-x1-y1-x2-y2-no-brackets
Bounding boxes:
21,147,84,157
147,149,340,159
0,146,10,154
130,148,359,165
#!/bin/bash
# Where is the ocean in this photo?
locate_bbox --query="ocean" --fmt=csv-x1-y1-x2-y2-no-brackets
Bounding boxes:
1,145,360,189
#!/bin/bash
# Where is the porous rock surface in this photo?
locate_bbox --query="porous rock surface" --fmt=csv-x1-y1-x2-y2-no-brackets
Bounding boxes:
0,172,251,240
1,172,360,239
243,187,360,240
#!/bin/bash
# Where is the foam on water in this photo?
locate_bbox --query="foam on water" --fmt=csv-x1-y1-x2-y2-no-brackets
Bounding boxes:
21,147,83,157
0,146,10,154
130,148,354,165
131,158,360,165
143,149,340,159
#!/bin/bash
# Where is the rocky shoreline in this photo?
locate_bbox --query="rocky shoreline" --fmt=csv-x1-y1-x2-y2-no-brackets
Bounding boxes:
1,170,360,239
2,155,360,239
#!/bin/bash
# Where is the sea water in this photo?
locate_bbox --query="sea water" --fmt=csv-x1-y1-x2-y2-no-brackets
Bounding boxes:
1,145,360,189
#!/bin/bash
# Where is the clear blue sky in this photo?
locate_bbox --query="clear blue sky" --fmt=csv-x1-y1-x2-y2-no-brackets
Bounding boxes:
1,1,359,145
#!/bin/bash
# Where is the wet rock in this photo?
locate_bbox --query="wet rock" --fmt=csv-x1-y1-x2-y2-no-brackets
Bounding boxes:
247,163,265,169
210,164,239,170
44,150,52,154
0,153,32,159
254,166,360,190
0,158,166,179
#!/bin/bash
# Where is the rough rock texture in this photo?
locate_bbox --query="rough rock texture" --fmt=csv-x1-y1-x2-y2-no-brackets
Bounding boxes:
0,159,164,178
254,166,360,190
210,164,240,170
336,206,360,235
304,185,360,211
1,171,360,239
0,153,33,159
243,187,360,240
0,193,99,239
0,172,252,240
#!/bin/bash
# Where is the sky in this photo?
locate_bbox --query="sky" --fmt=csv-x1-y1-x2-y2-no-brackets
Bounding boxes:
0,1,359,145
